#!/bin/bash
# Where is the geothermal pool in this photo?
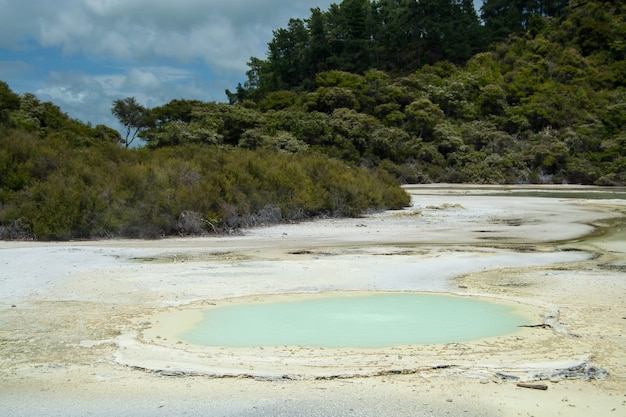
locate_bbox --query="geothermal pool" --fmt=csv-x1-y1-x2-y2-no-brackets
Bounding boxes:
180,293,530,348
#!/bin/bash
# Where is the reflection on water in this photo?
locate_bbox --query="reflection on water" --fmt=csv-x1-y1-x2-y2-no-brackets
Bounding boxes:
406,185,626,200
180,293,529,348
498,190,626,200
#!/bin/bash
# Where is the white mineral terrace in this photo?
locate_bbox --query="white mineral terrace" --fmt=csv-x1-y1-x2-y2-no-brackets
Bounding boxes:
1,185,625,417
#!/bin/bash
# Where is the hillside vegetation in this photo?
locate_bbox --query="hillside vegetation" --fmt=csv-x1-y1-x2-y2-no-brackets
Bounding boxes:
139,0,624,185
0,85,408,240
221,0,624,184
1,0,625,240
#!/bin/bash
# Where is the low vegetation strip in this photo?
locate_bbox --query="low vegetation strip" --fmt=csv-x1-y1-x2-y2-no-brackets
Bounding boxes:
0,129,409,240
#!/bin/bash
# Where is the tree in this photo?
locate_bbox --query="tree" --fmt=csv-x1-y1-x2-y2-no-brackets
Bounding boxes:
111,97,151,148
481,0,570,44
0,81,20,123
307,7,332,75
150,99,203,125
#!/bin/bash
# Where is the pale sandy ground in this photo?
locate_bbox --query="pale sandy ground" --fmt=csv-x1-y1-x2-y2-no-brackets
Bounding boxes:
1,184,625,416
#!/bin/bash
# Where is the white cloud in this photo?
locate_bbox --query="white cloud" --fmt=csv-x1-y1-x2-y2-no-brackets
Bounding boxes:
0,0,337,129
1,0,335,73
33,65,220,129
38,86,89,105
35,71,111,126
124,68,161,90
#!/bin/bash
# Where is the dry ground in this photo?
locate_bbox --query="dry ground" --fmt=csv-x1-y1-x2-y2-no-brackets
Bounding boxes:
1,185,625,416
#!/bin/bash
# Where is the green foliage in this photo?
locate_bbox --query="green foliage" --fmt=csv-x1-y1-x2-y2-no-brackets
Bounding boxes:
151,99,203,124
0,85,409,240
232,0,487,102
404,99,445,137
111,97,152,148
480,0,569,44
149,0,625,188
0,130,38,192
141,1,625,189
308,86,360,112
258,91,300,111
0,81,20,123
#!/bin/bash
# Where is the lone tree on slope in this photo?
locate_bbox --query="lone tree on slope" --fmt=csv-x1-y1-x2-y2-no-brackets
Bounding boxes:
111,97,152,148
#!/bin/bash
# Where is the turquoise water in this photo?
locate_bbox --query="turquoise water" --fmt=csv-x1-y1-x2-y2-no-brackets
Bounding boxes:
180,293,529,348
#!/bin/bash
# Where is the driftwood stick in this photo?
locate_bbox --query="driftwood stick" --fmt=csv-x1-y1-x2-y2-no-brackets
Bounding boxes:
519,323,552,329
516,383,548,390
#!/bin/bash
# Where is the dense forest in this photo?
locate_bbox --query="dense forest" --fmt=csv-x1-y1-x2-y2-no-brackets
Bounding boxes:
1,0,625,240
153,0,624,185
227,0,571,99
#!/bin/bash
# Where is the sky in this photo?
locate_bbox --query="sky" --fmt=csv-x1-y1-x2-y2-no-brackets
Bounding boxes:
0,0,337,130
0,0,483,132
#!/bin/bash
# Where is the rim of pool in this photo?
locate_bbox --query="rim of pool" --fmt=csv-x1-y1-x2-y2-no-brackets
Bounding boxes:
116,291,551,379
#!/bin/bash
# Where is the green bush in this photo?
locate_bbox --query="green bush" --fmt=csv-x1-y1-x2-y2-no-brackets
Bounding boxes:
0,131,410,240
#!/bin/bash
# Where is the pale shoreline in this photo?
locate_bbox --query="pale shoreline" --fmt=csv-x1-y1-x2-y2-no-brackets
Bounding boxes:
1,185,625,416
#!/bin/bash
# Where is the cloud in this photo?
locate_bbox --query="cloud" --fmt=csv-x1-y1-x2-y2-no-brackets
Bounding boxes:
0,60,33,79
1,0,334,73
0,0,336,129
36,71,110,124
124,68,161,91
34,66,215,127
